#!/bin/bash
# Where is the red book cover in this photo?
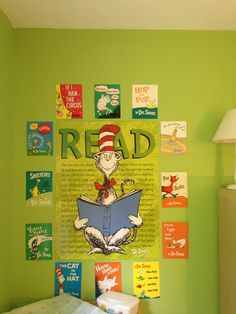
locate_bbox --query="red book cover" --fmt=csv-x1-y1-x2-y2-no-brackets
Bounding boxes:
56,84,83,119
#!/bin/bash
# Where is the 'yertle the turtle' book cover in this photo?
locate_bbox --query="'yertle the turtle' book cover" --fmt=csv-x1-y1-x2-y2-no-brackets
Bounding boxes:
25,223,52,260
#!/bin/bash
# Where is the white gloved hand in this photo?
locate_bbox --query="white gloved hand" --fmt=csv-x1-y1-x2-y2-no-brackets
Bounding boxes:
128,212,143,227
74,216,88,230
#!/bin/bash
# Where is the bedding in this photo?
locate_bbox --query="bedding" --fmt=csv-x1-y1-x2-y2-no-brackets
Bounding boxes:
3,293,105,314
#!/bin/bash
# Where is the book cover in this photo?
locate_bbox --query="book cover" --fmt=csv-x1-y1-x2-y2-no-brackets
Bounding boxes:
161,121,187,155
27,121,53,156
161,172,188,208
132,84,158,119
162,222,188,258
95,262,121,298
77,189,142,237
94,84,120,119
133,262,160,299
56,84,83,119
55,262,82,298
25,223,52,260
26,171,53,207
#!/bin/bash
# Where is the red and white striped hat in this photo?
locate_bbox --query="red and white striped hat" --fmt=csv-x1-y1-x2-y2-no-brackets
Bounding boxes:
56,267,62,277
98,124,120,152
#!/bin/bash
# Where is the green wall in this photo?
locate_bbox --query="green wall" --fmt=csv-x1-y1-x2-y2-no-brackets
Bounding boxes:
2,14,236,313
0,10,13,312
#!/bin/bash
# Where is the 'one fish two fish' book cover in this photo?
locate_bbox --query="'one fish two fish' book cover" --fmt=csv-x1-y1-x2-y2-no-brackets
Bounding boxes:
26,171,53,207
77,189,142,237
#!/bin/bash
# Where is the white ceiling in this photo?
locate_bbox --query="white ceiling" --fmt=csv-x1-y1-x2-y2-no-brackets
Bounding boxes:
1,0,236,30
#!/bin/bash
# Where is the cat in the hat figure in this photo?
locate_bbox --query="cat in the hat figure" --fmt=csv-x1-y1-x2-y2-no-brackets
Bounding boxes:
74,124,143,255
56,266,65,295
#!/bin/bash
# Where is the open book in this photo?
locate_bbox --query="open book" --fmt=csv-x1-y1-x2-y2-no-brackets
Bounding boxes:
77,190,142,237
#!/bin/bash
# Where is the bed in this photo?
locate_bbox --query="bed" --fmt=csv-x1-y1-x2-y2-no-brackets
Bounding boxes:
3,293,105,314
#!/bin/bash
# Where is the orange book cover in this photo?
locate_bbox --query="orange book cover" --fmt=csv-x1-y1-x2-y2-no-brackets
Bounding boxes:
161,172,188,208
162,222,188,258
95,262,121,298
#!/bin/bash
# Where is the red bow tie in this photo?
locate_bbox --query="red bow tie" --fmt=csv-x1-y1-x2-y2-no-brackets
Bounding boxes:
94,178,116,198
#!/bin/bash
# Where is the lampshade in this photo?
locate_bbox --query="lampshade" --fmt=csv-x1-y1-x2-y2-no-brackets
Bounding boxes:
212,108,236,143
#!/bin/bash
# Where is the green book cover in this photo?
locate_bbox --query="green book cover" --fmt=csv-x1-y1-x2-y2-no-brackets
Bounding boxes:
95,84,120,119
26,171,53,207
25,223,52,260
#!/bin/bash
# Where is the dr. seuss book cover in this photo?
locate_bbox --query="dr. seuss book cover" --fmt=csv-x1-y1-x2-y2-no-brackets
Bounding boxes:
56,84,83,119
25,223,52,260
26,171,53,207
133,262,160,299
27,121,53,156
161,121,187,156
94,84,120,119
95,262,121,298
77,189,142,237
55,262,82,298
132,84,158,119
161,172,188,208
162,222,188,258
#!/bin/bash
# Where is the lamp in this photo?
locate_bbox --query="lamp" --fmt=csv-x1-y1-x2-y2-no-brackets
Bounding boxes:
212,108,236,189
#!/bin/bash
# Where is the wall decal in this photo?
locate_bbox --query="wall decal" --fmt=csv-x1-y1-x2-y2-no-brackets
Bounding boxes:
56,84,83,119
26,171,53,207
133,261,160,298
162,222,188,258
161,172,188,208
95,262,121,298
161,121,187,156
132,84,158,119
55,262,82,298
94,84,120,118
25,223,52,260
27,121,53,156
56,121,159,260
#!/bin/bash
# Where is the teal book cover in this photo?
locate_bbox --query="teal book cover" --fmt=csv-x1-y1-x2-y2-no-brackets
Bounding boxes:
27,121,53,156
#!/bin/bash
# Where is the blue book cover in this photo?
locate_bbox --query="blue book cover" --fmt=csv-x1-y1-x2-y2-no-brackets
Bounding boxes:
55,262,82,298
77,189,142,237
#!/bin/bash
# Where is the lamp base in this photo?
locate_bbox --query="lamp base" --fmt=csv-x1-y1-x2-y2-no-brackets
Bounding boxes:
226,184,236,190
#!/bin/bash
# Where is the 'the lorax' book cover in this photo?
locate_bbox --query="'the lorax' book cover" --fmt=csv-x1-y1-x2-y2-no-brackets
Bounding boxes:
27,121,53,156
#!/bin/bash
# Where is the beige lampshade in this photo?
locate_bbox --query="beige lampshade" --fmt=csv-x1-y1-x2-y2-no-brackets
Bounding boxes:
212,108,236,143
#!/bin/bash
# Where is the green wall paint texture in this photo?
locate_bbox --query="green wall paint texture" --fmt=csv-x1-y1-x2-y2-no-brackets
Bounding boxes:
0,10,14,312
2,8,236,314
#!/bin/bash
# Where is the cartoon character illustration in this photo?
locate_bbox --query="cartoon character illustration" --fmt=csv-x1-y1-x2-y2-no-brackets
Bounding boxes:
30,179,41,198
161,175,179,198
74,124,143,255
28,235,52,260
56,92,72,118
167,235,186,249
56,267,65,295
97,95,112,116
98,275,118,294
